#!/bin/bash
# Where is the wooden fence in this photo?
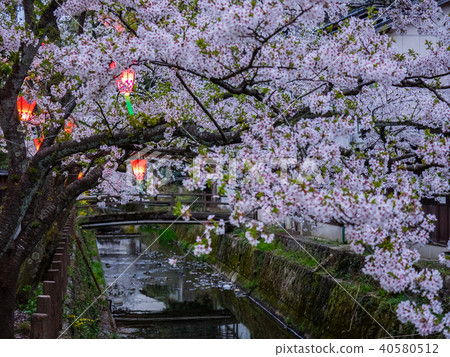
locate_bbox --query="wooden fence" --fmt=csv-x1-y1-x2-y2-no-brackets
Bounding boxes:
30,216,72,338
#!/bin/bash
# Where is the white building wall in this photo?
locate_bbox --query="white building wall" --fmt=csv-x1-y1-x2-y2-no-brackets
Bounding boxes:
391,3,450,55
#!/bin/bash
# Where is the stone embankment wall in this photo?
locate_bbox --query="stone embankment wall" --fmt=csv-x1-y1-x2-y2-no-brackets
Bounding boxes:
205,233,448,339
62,223,115,338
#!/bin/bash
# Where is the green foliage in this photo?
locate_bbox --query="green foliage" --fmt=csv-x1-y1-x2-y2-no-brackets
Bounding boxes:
257,240,281,252
233,226,247,239
90,260,106,288
172,201,184,216
66,225,109,338
242,279,259,291
358,283,373,293
19,283,43,315
67,245,104,338
266,225,285,234
331,268,352,280
194,251,212,263
0,151,8,169
386,293,409,307
275,249,317,268
67,266,74,277
139,225,178,245
179,239,191,251
158,228,177,244
138,225,159,233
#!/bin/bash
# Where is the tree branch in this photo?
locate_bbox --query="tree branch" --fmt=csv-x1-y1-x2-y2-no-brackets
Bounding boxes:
374,121,449,136
176,71,228,143
394,79,450,107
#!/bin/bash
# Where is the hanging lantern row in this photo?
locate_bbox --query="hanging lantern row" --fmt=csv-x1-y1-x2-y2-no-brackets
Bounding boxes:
20,66,137,158
115,68,135,116
17,98,76,132
131,159,147,181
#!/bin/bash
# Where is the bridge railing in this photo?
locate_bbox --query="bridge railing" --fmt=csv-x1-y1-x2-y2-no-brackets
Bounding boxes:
77,192,230,213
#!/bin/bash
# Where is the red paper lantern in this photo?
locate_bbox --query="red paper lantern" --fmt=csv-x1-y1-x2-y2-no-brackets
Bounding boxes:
17,97,36,122
65,119,75,134
78,172,83,179
109,61,116,69
116,69,135,94
131,159,147,181
34,137,44,151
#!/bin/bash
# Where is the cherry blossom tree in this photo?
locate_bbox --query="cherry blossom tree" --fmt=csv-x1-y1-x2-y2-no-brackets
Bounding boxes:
0,0,449,338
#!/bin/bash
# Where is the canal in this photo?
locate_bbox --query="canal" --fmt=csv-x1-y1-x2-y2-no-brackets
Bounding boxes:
96,226,300,339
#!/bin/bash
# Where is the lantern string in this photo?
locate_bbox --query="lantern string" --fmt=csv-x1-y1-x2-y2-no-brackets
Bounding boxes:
124,93,134,115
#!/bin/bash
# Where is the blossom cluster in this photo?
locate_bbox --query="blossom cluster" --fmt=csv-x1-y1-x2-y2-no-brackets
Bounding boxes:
4,0,449,338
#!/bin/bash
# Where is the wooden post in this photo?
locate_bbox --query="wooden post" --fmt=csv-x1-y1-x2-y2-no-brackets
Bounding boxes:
31,313,49,339
31,214,74,339
51,261,62,278
54,253,65,292
202,192,207,212
57,242,68,289
210,185,217,210
48,265,61,297
212,184,217,202
47,267,63,331
32,295,52,339
37,295,52,315
56,246,65,259
54,253,64,267
50,261,63,300
52,254,65,292
53,260,64,331
43,280,58,338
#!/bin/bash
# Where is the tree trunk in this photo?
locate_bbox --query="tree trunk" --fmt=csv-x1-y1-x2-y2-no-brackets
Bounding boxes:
0,253,22,338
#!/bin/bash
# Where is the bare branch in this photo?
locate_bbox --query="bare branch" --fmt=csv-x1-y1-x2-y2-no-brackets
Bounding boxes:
176,71,228,143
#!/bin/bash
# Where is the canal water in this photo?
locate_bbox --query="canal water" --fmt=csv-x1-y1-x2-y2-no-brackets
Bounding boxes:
97,227,299,339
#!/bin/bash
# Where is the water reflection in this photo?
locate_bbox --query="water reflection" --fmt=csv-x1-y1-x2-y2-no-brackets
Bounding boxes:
97,232,298,339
